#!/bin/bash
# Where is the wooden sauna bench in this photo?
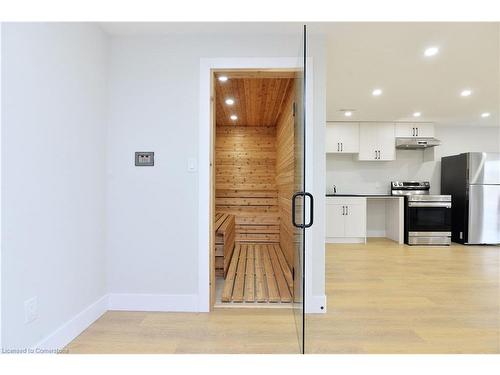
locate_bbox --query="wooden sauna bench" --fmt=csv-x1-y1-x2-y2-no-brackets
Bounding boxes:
214,213,235,278
221,243,293,303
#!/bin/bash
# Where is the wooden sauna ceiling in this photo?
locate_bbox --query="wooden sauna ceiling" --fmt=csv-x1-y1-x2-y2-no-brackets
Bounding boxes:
215,75,293,127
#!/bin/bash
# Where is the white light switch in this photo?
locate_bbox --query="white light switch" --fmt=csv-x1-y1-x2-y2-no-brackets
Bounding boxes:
187,157,197,172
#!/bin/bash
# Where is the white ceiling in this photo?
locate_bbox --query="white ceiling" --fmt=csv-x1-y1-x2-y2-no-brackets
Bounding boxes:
325,23,500,127
100,22,500,127
99,22,303,35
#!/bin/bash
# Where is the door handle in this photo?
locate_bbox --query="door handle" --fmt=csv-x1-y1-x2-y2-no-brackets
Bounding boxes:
292,192,314,228
304,192,314,228
292,191,302,227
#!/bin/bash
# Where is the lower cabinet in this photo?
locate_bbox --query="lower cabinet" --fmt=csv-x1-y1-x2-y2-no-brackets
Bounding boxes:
326,197,367,243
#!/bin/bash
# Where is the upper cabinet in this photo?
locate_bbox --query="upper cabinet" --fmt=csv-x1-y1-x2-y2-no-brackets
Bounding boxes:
326,121,435,160
326,122,359,153
395,123,434,138
358,122,395,161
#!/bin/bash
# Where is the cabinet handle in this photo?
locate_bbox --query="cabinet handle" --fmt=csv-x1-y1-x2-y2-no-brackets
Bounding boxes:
342,205,345,215
374,150,377,159
341,142,343,152
412,127,415,136
346,206,349,215
378,150,381,159
416,127,419,136
337,142,340,152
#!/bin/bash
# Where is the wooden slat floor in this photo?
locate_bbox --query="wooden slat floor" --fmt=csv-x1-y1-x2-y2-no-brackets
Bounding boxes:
65,239,500,354
221,243,293,303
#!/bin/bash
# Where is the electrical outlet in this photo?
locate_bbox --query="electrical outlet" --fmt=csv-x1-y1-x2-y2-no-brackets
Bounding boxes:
24,297,38,324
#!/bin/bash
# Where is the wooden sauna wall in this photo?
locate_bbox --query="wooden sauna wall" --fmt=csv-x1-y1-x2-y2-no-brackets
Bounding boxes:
275,83,295,268
215,126,280,243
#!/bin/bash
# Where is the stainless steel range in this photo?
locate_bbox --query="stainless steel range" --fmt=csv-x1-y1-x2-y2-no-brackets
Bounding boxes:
391,181,452,246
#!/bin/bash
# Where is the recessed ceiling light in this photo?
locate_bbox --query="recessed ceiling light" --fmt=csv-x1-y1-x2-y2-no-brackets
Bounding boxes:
481,112,491,118
372,89,382,96
413,112,421,117
218,76,228,82
460,89,472,97
230,115,238,121
225,98,235,105
424,46,439,57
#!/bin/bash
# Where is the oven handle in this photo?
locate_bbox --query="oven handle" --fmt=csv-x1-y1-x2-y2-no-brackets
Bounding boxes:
408,202,451,208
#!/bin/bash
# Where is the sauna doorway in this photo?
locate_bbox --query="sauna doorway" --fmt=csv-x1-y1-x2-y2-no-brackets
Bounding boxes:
211,70,297,307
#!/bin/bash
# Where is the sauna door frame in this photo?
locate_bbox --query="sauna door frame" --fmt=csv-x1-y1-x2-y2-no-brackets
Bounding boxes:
198,57,316,312
210,67,297,308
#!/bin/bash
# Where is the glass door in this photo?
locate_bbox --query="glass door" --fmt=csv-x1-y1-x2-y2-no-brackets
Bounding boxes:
292,24,313,354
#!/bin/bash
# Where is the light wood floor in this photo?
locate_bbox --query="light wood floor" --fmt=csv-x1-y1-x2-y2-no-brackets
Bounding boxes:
66,239,500,354
306,239,500,353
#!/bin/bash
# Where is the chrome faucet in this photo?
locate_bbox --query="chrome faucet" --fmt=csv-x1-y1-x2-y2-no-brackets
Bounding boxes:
332,185,337,194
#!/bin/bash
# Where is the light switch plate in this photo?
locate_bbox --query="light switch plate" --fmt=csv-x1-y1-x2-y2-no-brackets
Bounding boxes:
187,157,197,172
135,152,154,166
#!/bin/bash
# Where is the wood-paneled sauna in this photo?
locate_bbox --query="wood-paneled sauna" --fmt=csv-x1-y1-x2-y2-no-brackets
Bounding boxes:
212,71,296,306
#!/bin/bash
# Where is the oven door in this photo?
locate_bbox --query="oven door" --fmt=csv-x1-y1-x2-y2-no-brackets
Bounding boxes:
407,201,452,233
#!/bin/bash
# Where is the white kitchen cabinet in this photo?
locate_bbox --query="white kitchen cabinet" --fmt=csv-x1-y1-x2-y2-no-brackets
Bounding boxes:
395,123,434,138
325,203,345,238
326,197,367,243
358,122,395,161
325,122,359,153
344,203,366,238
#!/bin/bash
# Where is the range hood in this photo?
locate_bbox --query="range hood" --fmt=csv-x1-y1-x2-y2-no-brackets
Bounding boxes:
396,137,441,149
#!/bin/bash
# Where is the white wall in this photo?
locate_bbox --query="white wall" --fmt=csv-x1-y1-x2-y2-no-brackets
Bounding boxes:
1,23,109,349
0,25,327,350
326,125,500,235
307,34,326,306
106,33,326,307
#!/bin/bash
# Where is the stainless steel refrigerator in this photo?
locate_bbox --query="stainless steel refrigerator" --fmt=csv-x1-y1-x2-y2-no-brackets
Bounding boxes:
441,152,500,245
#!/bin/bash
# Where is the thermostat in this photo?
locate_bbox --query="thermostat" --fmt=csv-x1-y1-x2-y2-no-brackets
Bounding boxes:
135,152,154,166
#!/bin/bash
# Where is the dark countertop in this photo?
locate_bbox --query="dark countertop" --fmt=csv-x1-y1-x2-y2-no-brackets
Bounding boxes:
325,194,402,197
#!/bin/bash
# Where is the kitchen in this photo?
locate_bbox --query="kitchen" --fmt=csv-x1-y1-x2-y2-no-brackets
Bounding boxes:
324,23,500,248
326,121,500,246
